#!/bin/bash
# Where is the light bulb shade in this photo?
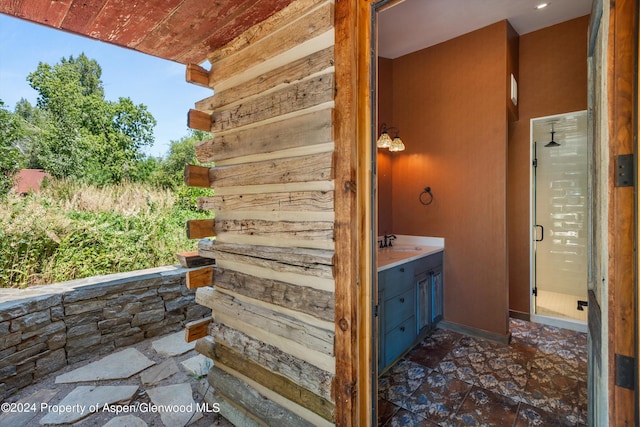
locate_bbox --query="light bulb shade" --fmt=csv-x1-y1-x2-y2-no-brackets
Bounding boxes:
376,132,392,148
389,136,405,152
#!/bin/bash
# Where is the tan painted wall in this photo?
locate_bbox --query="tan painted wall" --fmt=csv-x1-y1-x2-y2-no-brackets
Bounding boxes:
381,21,511,337
508,16,589,314
377,57,393,235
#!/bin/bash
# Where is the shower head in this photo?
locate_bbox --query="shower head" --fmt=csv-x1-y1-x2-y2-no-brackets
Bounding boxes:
545,126,560,147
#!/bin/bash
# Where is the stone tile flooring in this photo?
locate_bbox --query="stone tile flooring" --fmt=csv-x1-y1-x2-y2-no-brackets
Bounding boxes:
378,318,587,426
0,331,232,427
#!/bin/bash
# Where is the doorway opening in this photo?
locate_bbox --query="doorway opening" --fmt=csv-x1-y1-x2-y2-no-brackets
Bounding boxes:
531,111,589,332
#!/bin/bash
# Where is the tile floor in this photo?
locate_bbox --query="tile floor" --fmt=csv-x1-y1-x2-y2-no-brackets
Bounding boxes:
378,318,587,426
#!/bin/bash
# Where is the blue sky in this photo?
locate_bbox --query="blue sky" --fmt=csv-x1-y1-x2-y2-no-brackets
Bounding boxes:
0,14,212,158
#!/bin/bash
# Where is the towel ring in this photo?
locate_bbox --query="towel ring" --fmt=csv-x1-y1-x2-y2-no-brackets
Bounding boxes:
419,187,433,206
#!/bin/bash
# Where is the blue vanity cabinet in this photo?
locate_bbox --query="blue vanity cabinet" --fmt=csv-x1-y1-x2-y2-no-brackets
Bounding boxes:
378,251,444,373
377,262,415,372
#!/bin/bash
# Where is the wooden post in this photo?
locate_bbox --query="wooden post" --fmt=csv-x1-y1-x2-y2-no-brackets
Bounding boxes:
184,164,211,188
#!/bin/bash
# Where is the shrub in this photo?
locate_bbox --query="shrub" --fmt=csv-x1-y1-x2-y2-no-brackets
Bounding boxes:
0,180,209,288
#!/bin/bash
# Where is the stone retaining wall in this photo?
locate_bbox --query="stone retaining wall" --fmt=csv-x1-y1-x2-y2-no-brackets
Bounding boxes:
0,265,211,400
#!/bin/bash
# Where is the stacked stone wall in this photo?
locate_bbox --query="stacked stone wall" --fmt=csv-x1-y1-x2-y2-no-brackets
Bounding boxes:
0,266,210,400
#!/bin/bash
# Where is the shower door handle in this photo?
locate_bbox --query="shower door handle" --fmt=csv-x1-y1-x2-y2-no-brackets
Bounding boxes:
535,225,544,242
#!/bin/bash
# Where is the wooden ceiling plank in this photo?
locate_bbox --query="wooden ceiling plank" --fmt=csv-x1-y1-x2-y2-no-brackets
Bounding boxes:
176,0,296,65
135,0,257,62
60,0,108,35
0,0,73,28
86,0,185,48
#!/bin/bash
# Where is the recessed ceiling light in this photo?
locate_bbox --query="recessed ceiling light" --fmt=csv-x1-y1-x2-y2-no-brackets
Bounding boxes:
536,3,549,9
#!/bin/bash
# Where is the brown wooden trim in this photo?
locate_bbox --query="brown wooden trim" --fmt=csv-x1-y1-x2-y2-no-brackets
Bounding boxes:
333,0,375,425
187,109,212,132
175,251,215,268
186,219,216,239
186,266,214,289
184,164,211,188
185,63,211,88
607,0,637,424
184,317,212,342
356,1,374,426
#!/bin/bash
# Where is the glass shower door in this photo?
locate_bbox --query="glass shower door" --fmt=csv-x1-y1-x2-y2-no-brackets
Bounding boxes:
532,111,588,324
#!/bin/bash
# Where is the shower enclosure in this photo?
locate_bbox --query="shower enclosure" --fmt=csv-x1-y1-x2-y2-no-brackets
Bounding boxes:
531,111,588,331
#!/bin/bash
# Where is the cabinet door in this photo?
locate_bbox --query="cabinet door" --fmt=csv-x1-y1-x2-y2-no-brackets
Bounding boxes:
431,267,444,324
416,273,431,334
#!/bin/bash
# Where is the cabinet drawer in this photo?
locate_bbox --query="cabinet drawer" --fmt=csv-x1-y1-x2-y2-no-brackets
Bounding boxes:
381,263,414,297
384,287,415,331
385,316,416,366
414,251,444,275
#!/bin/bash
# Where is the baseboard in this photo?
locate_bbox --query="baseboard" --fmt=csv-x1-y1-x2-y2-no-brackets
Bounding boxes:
509,310,530,321
438,320,511,345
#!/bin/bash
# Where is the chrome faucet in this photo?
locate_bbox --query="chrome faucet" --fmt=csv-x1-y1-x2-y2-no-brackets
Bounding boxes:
379,234,397,248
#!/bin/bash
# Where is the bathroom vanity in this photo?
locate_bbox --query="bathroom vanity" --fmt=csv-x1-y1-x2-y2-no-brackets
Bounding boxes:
377,235,444,373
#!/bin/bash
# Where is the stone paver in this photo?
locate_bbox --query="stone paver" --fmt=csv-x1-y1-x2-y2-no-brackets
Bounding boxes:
152,331,195,357
146,383,203,427
180,355,212,378
141,358,180,386
103,414,149,427
38,385,138,425
55,348,155,383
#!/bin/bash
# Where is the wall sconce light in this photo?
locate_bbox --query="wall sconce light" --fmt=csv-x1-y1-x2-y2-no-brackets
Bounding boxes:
377,123,405,152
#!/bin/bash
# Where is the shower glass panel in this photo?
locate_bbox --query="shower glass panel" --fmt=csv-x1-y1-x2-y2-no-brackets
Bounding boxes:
532,111,588,323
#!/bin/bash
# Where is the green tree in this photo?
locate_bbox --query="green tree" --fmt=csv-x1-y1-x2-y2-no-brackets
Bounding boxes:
151,130,212,211
25,53,156,184
153,130,210,189
0,100,24,196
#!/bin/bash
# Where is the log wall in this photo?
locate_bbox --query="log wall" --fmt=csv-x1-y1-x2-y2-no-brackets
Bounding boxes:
184,0,337,424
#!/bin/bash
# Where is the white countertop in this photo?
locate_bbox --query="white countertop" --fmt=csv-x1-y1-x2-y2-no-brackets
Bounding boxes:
377,235,444,271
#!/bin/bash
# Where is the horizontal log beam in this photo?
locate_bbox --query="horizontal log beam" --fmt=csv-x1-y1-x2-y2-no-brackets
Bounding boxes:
175,251,215,268
186,219,216,239
208,152,333,188
196,46,334,112
187,109,212,132
208,365,315,427
197,324,334,402
199,241,334,279
212,342,335,422
214,267,334,322
185,63,211,88
211,74,334,133
213,181,334,197
185,317,212,342
195,108,333,164
184,164,212,188
198,191,334,213
186,266,214,289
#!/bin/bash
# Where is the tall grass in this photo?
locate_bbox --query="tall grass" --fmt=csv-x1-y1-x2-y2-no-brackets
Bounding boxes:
0,180,209,288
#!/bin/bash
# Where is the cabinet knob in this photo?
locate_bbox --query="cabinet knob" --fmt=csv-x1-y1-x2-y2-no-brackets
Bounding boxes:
400,326,405,332
400,267,405,272
399,297,405,303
